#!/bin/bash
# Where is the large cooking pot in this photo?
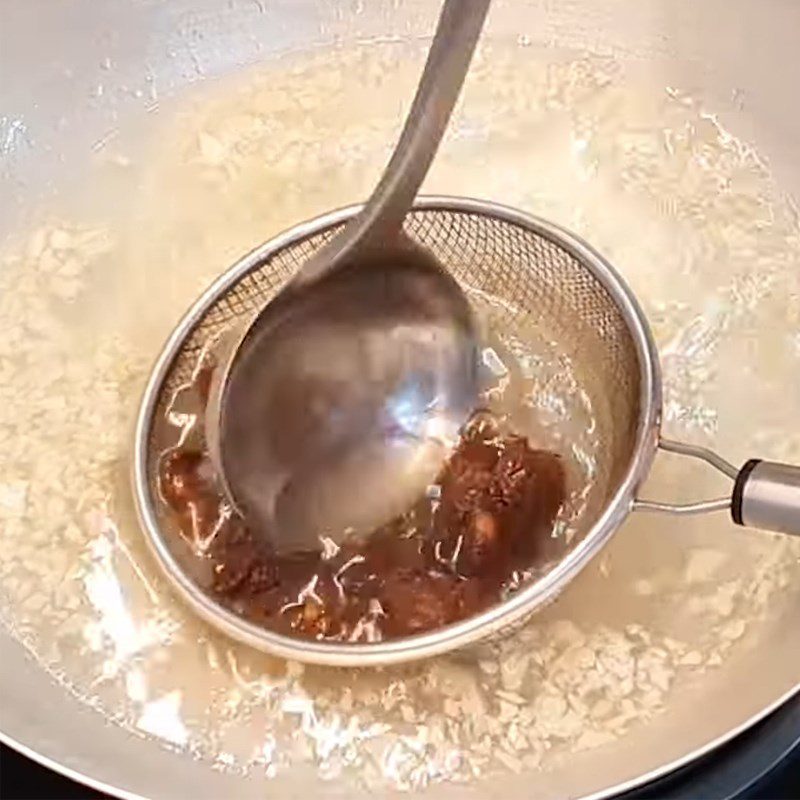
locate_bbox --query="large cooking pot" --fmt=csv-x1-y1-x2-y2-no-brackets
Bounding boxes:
1,2,798,798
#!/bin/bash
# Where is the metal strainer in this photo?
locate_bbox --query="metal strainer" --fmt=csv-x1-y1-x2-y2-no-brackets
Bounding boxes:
132,196,800,666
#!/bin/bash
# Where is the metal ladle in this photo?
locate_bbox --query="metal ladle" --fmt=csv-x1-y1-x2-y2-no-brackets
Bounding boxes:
206,0,492,554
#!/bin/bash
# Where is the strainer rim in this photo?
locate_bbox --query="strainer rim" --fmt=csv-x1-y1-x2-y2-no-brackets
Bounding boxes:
132,195,662,666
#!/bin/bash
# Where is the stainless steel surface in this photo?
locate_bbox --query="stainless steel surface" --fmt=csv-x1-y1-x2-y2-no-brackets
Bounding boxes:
2,2,800,799
209,0,489,552
134,196,660,666
739,461,800,536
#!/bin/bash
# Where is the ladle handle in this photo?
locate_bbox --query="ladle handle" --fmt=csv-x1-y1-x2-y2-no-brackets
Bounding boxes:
294,0,491,286
632,439,800,537
357,0,491,238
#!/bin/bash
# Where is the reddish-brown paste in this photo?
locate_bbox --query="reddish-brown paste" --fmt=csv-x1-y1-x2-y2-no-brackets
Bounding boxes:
160,407,565,641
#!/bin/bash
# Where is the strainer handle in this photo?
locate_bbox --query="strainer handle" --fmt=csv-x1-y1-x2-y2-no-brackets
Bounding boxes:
633,439,800,537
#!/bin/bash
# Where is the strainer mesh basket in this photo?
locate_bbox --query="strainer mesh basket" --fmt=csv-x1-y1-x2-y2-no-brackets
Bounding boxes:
138,199,654,663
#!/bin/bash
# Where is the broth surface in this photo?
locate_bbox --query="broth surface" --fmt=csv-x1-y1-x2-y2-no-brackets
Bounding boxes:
1,42,799,790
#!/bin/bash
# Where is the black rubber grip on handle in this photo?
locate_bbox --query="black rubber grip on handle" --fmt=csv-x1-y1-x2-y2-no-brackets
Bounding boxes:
731,458,762,526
